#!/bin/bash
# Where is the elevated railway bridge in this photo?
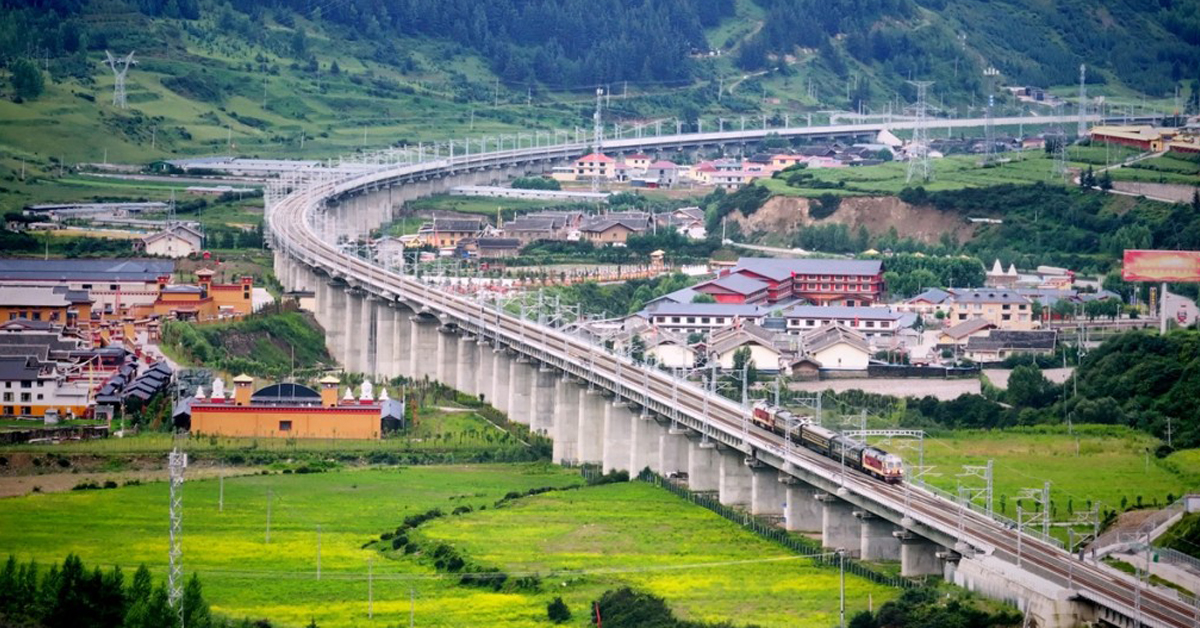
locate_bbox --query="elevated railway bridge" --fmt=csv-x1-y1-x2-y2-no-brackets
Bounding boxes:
267,117,1196,628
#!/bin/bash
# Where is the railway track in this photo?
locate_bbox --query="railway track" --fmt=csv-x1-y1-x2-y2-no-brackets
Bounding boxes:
268,135,1195,628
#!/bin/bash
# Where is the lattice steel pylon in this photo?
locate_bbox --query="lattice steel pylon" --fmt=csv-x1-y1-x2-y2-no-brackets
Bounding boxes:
167,447,187,624
104,51,137,109
906,80,935,183
982,67,1000,165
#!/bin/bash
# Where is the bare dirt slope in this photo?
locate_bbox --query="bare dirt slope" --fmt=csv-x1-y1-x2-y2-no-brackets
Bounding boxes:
731,195,976,244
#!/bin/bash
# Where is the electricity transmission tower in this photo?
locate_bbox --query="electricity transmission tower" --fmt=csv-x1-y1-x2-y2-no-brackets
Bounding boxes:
1077,64,1087,139
591,87,604,194
982,67,1000,165
1051,128,1069,182
104,51,137,109
167,447,187,624
906,81,935,183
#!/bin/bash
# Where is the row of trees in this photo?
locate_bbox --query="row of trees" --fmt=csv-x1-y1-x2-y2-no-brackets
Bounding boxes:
0,554,218,628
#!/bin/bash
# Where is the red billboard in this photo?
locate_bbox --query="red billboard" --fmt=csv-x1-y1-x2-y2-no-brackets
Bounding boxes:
1122,250,1200,282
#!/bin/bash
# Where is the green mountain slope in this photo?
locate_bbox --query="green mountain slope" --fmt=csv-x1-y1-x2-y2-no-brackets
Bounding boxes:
0,0,1195,172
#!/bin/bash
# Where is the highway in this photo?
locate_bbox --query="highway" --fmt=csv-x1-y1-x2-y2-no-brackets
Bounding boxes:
268,122,1196,628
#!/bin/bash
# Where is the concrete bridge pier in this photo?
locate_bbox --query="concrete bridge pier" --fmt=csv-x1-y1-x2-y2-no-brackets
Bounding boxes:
436,328,458,390
658,426,689,477
391,305,413,380
750,468,786,516
552,377,580,464
602,400,633,475
531,366,557,436
783,481,823,531
376,302,396,377
361,296,378,376
896,531,944,577
628,412,657,474
490,348,512,417
474,338,493,405
343,289,362,371
718,450,752,507
320,281,343,361
819,494,862,555
410,315,439,381
576,388,606,464
857,512,901,561
455,336,479,397
687,439,720,492
508,357,533,425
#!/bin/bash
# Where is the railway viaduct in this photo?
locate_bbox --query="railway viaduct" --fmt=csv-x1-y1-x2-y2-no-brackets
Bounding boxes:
268,117,1196,628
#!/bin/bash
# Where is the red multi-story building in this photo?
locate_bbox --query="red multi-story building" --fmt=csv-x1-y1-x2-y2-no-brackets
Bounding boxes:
722,258,885,306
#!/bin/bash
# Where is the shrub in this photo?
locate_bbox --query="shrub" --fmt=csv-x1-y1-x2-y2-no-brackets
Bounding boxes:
547,597,571,623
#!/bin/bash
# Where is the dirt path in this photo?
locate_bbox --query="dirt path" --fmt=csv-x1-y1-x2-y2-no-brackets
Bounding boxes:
0,467,262,498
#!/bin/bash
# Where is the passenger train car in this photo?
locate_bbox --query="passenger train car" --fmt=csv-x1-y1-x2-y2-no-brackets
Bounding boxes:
751,401,903,483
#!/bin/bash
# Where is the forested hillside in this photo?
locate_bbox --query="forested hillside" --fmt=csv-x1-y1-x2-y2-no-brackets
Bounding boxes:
735,0,1200,98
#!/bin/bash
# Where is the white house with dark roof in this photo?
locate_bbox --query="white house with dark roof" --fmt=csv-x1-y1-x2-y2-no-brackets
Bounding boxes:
784,305,904,338
798,324,871,371
140,223,204,258
708,322,792,372
645,303,766,336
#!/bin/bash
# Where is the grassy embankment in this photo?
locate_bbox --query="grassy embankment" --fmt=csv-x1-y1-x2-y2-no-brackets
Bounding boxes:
906,426,1199,532
0,465,896,628
757,145,1154,199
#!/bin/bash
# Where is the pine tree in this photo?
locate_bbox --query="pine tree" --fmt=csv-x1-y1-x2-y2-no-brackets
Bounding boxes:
182,573,211,628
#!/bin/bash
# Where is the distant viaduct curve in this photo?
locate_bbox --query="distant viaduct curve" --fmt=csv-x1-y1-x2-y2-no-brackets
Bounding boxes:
268,116,1192,628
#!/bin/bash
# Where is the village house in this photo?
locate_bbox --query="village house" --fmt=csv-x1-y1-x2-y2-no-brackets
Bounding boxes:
416,217,487,248
946,289,1034,330
784,305,905,339
575,153,615,180
708,322,792,373
724,257,886,306
644,303,767,336
139,223,205,258
795,323,872,372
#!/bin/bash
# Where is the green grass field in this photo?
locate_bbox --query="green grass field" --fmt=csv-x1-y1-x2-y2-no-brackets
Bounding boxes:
759,152,1110,198
0,466,895,628
907,427,1200,524
417,481,896,628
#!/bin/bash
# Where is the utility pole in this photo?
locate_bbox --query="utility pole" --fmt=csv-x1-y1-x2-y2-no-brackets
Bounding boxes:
368,557,374,619
1077,64,1088,139
316,525,322,580
838,549,846,628
592,87,604,194
265,488,272,543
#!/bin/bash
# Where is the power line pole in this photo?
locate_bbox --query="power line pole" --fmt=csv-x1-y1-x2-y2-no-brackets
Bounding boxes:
1077,64,1087,138
592,87,604,194
167,447,187,625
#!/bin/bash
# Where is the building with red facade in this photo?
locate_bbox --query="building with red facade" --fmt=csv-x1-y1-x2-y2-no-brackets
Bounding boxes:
692,274,770,304
723,258,885,306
